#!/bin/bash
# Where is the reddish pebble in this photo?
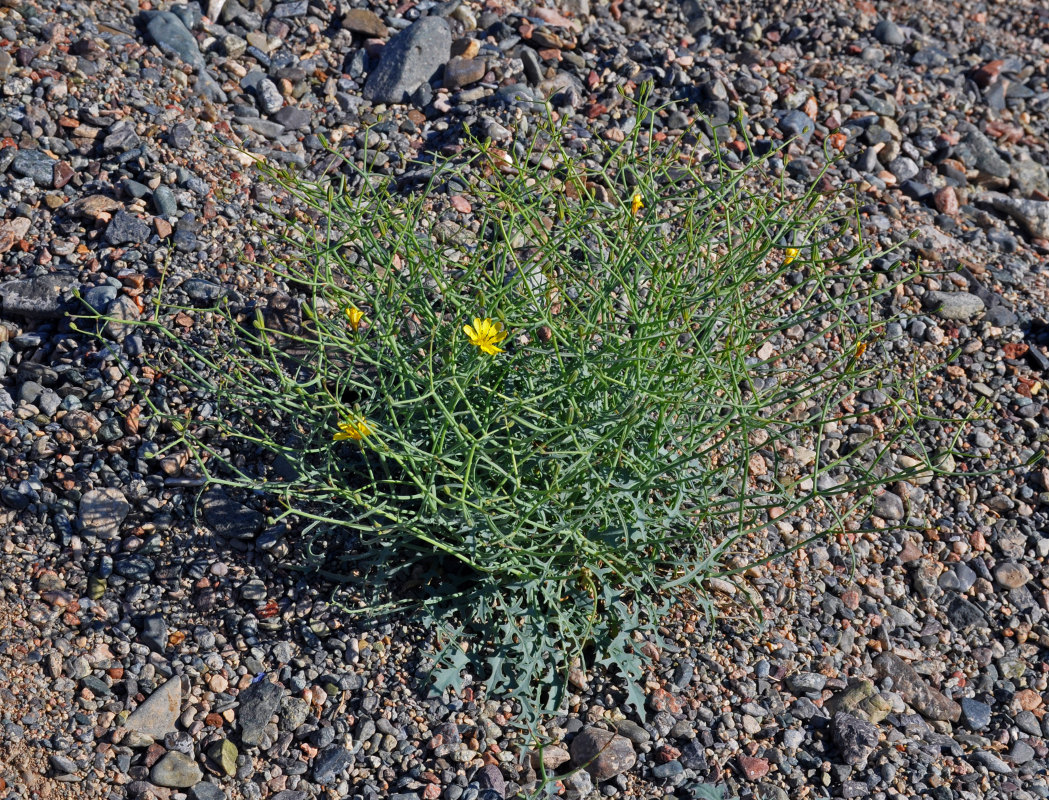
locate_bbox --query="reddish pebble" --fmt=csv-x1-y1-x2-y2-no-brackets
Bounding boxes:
423,785,441,800
647,687,682,714
934,187,958,215
655,745,681,764
738,755,770,780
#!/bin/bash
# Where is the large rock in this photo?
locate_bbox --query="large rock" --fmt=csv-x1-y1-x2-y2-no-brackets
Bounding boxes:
363,17,451,104
873,653,960,722
978,193,1049,240
569,726,636,781
831,712,879,767
124,675,182,739
0,274,79,319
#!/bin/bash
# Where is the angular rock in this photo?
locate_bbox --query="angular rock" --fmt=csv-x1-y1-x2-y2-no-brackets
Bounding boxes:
10,149,57,186
873,653,960,722
476,764,505,796
363,17,451,104
959,698,991,730
569,727,636,781
832,712,880,767
236,679,284,747
187,783,227,800
312,745,353,785
125,675,183,739
778,110,815,144
78,488,130,539
205,739,238,777
105,210,151,246
151,751,203,788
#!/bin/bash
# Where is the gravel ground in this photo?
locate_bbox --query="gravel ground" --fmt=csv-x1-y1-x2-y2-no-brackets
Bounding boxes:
1,0,1048,799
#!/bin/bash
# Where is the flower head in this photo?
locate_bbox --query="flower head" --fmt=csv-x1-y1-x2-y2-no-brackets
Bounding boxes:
345,306,365,332
334,415,372,442
784,247,800,265
464,317,508,356
631,193,644,216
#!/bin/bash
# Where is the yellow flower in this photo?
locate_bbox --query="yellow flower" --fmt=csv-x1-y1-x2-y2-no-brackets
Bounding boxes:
345,306,365,332
463,317,508,356
631,193,644,216
784,247,800,265
333,415,372,441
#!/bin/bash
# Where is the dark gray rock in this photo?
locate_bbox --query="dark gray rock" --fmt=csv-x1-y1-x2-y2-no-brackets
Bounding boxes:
946,594,986,630
105,210,151,246
778,110,815,144
138,613,169,653
187,782,227,800
153,185,178,217
312,746,353,785
832,712,879,767
272,106,311,131
10,149,57,186
476,763,505,797
363,17,451,104
237,679,284,747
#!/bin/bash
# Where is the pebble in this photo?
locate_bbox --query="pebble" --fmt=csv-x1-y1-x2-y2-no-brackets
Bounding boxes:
125,675,183,739
151,751,204,788
922,291,986,321
78,488,130,539
873,654,960,722
363,17,451,104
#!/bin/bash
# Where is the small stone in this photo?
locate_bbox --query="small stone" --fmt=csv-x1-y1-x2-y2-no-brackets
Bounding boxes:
569,727,636,781
78,488,130,539
272,106,311,131
10,149,57,186
737,755,770,781
971,750,1012,774
0,274,78,319
341,8,387,37
778,110,815,144
1007,740,1035,765
151,751,203,788
826,680,876,717
125,676,183,739
786,672,827,694
873,491,905,520
832,712,880,767
923,291,985,321
934,187,958,215
993,561,1032,589
873,19,905,45
444,56,486,90
476,764,505,796
946,595,986,630
202,489,264,540
255,78,284,115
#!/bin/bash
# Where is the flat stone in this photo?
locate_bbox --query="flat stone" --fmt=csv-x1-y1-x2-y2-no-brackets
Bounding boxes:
201,488,265,540
971,750,1012,774
272,106,311,131
946,594,986,630
78,488,130,539
0,216,30,253
786,672,827,694
187,783,227,800
826,680,877,717
569,727,636,781
151,751,203,788
923,290,985,321
363,17,451,104
10,149,57,186
873,491,905,520
993,561,1032,589
236,679,284,747
125,676,182,739
831,712,879,767
0,274,79,319
341,8,387,37
444,56,486,90
778,110,815,144
873,653,960,722
737,755,770,780
979,193,1049,239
